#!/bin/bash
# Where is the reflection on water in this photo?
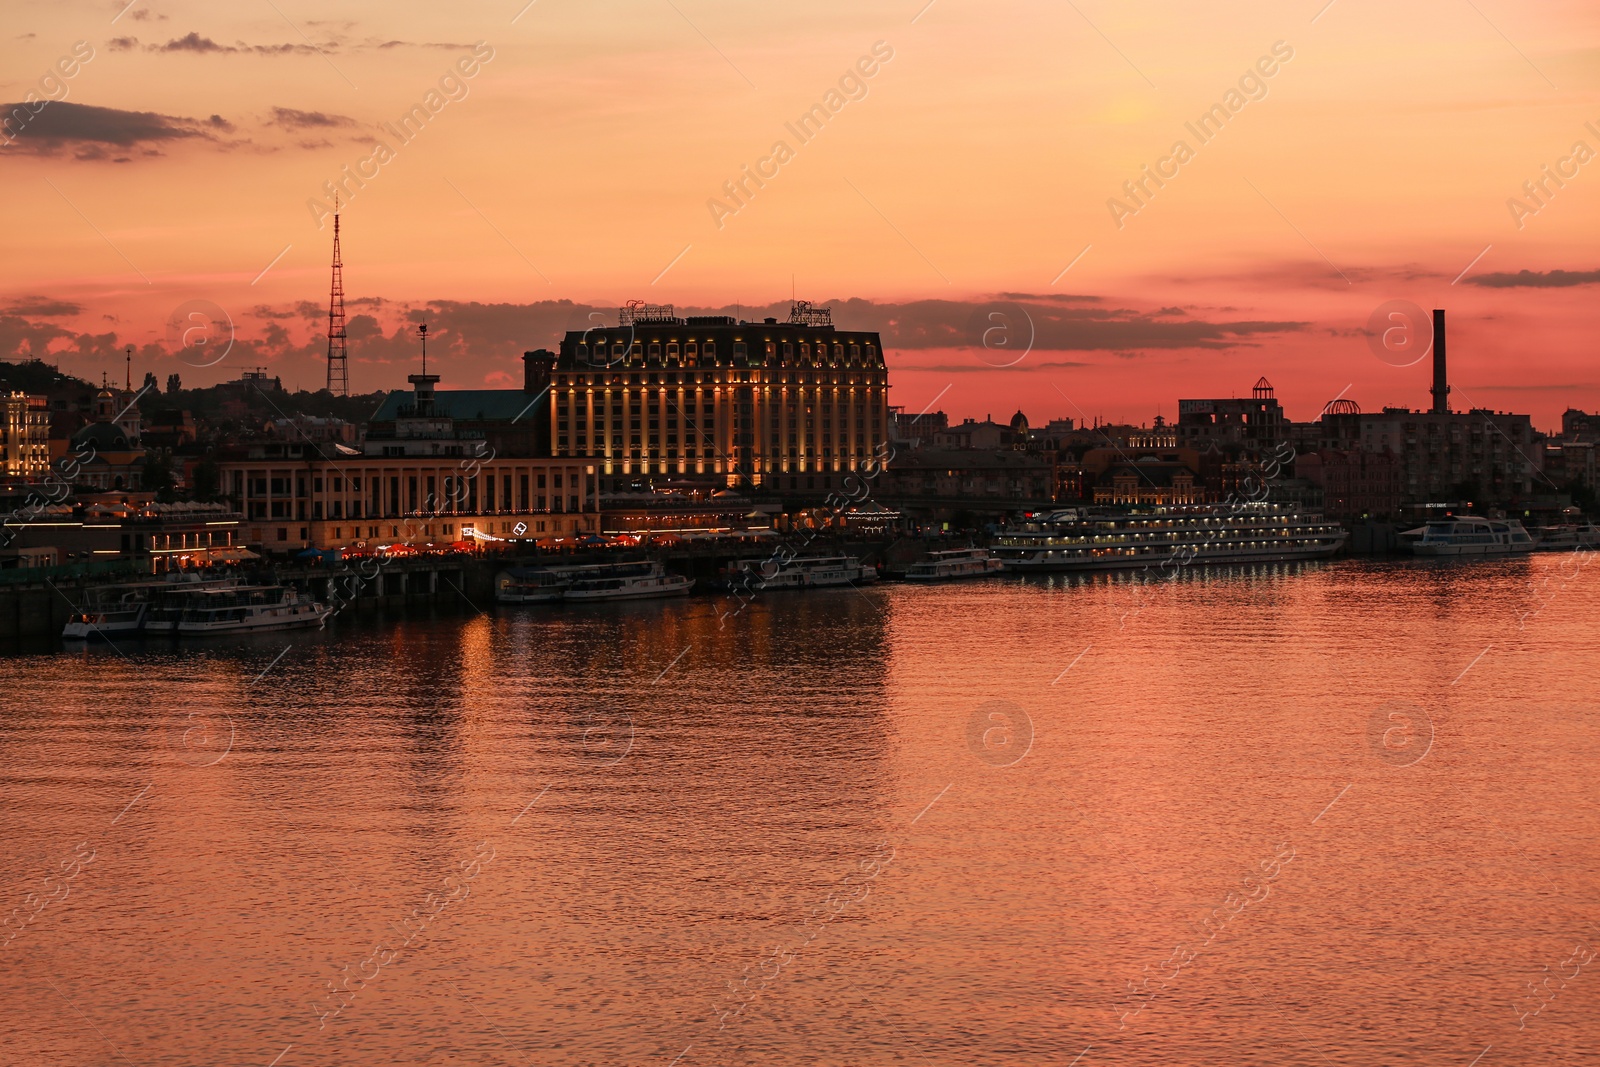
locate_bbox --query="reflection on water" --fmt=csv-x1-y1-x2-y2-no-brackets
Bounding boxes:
1,557,1597,1066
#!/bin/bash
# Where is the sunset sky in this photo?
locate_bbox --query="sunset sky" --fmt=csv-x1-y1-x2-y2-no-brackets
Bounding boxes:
3,0,1599,427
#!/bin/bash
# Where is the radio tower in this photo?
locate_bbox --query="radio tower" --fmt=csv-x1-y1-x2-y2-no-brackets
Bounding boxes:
325,196,349,395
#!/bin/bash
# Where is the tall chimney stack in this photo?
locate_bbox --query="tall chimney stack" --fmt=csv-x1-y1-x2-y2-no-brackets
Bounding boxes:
1430,308,1449,414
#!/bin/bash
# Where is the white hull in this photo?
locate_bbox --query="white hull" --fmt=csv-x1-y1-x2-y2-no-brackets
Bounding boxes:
176,608,329,635
994,504,1347,574
802,571,878,587
1412,544,1533,557
1001,542,1343,572
496,590,565,604
563,577,694,601
62,614,145,640
733,556,877,589
1406,516,1534,557
1532,525,1600,551
905,557,1004,581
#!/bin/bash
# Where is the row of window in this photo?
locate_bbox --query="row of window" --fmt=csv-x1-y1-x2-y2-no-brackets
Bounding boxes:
573,340,878,362
241,470,586,497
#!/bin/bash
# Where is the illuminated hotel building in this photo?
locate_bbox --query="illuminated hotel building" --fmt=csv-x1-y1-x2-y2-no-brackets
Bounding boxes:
1,391,50,478
545,303,890,492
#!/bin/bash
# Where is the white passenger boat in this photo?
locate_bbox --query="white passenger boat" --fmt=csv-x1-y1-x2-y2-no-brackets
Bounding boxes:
495,567,568,604
562,561,694,602
991,504,1347,572
730,555,878,589
904,547,1004,581
1406,517,1534,556
1532,522,1600,551
61,582,164,640
174,585,330,635
143,576,247,634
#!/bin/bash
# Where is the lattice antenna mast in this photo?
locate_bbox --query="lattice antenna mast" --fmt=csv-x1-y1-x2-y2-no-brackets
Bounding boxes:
325,195,349,395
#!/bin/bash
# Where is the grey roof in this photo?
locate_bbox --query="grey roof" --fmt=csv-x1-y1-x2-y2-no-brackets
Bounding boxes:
370,389,546,423
70,422,132,450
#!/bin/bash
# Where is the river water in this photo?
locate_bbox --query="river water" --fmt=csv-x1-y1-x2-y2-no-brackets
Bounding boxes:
2,556,1597,1066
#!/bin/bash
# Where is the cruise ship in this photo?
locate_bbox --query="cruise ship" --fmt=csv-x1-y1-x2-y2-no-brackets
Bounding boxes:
1406,517,1534,556
904,547,1004,582
991,504,1348,573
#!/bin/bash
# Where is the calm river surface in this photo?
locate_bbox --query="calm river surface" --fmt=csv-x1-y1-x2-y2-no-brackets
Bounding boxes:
2,557,1598,1066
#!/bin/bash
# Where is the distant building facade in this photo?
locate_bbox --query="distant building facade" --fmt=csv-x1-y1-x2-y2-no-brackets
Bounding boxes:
221,370,598,553
548,302,890,493
1298,449,1402,520
1177,378,1288,452
877,449,1056,507
0,392,50,478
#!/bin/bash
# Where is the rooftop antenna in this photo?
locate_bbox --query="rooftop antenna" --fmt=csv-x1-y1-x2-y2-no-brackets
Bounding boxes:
418,323,428,375
325,193,349,396
124,345,132,392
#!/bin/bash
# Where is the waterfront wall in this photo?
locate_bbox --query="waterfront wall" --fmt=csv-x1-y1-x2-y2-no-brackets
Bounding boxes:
0,538,904,642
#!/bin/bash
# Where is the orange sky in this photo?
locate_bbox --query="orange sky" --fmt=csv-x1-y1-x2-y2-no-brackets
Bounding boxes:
2,0,1599,427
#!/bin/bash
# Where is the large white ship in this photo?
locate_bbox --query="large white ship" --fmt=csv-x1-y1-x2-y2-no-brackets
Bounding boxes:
991,504,1348,573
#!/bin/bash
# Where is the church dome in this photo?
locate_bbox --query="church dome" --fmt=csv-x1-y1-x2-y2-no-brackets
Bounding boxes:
71,421,131,451
1009,409,1030,434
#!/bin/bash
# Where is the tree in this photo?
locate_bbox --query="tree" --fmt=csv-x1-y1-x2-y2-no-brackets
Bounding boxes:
191,455,221,502
143,371,159,394
166,373,182,394
141,448,177,502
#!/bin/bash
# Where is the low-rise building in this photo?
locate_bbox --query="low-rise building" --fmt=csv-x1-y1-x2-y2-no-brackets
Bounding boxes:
1297,450,1402,520
219,369,599,553
878,448,1056,507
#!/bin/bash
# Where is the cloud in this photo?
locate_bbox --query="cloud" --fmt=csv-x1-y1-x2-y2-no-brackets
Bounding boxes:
374,39,476,50
156,31,229,52
818,297,1305,352
3,297,84,317
270,107,357,129
1465,269,1600,288
1,295,1308,397
0,101,221,156
124,32,321,55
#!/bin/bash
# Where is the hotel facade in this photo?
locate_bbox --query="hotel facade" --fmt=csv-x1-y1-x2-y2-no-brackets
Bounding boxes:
546,303,890,492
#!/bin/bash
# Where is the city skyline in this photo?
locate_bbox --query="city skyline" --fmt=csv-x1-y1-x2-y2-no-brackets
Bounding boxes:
3,1,1599,426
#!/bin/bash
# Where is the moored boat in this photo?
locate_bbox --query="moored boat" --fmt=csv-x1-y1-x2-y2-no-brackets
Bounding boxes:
1531,521,1600,551
904,547,1003,581
495,566,568,604
728,555,878,590
174,585,330,635
561,561,694,602
1406,516,1534,556
61,582,164,640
